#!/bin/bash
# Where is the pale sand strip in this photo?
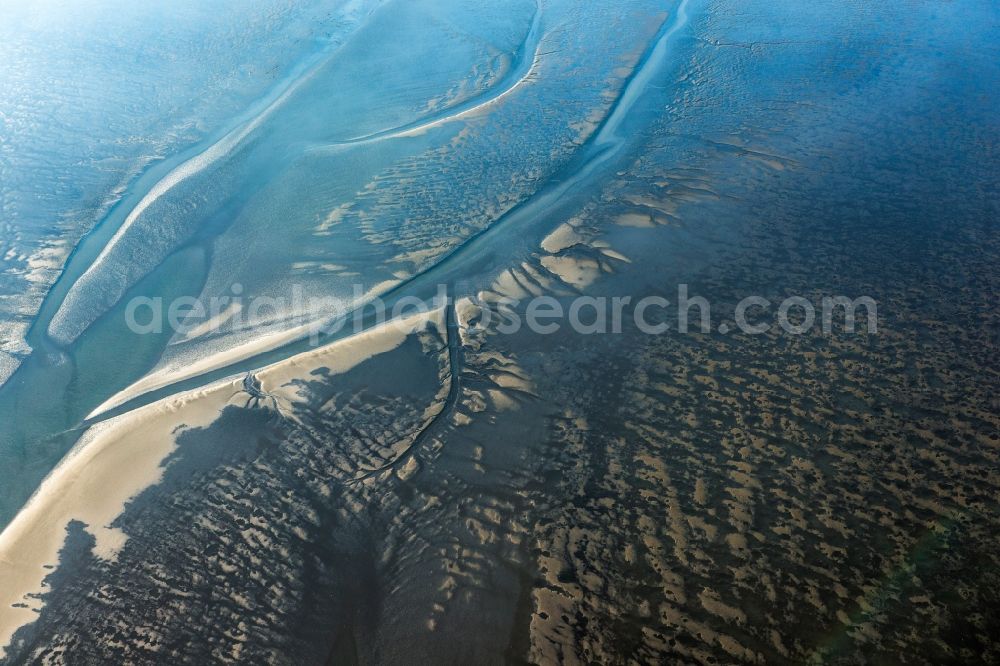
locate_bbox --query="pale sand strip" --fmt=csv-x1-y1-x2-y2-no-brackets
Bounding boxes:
0,308,442,657
87,278,401,420
171,301,244,342
86,314,328,420
313,0,544,150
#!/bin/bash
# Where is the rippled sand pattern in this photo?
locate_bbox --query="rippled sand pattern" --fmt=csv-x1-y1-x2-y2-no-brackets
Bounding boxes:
0,0,997,662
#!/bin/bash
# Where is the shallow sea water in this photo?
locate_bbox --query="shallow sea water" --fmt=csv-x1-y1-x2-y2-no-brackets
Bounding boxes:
0,0,998,663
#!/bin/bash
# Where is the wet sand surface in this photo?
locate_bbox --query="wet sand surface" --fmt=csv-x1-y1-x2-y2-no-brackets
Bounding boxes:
1,0,998,663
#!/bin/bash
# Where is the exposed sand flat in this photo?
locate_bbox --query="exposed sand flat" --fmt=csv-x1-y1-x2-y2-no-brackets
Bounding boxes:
615,212,656,227
540,255,602,288
540,222,586,254
87,279,401,419
0,351,18,387
0,382,235,658
259,307,445,401
0,308,442,658
87,315,330,419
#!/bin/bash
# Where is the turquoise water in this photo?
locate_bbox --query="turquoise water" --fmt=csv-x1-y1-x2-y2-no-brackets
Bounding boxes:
0,0,998,662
